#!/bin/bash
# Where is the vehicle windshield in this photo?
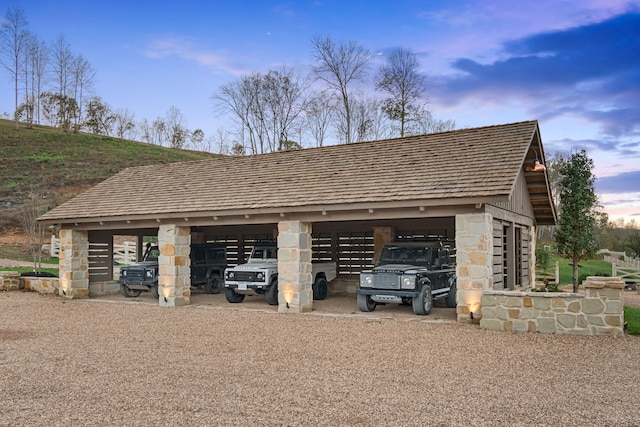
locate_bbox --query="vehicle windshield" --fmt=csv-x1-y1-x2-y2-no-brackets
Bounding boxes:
142,246,160,262
251,247,278,260
379,245,431,266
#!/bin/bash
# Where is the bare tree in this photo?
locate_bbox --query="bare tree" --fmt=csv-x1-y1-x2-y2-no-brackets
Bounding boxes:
51,34,72,98
19,188,50,272
40,91,78,131
84,96,115,135
310,35,371,143
305,91,335,147
0,6,29,130
165,105,188,149
213,68,307,154
113,107,136,139
70,54,95,130
24,33,48,125
375,48,426,137
212,127,231,154
408,106,456,136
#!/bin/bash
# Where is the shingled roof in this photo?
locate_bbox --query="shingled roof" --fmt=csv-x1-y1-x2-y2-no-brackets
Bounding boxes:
38,120,556,226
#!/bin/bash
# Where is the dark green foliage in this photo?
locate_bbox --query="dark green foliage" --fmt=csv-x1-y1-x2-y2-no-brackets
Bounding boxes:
555,150,599,292
626,231,640,258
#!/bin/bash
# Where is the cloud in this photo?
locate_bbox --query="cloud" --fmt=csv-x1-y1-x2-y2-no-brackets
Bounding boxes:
595,170,640,193
434,12,640,139
144,34,249,76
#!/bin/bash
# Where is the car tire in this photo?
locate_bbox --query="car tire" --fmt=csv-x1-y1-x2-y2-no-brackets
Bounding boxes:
265,280,278,305
120,283,142,297
225,287,245,303
205,274,222,294
412,284,433,315
151,284,159,299
312,277,328,300
445,278,457,308
357,293,376,312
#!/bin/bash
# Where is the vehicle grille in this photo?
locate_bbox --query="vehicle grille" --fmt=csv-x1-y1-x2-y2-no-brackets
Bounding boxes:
372,273,401,290
233,271,263,282
123,269,145,280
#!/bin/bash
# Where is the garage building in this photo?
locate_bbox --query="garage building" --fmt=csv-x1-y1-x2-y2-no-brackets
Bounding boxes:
37,120,556,323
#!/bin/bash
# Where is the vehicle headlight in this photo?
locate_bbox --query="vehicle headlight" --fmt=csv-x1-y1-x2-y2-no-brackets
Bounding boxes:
401,275,415,289
360,274,373,287
227,271,235,280
256,272,264,281
121,270,127,277
145,270,154,279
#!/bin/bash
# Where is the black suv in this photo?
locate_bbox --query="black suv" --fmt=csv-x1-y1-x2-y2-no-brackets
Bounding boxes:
119,242,227,298
357,240,456,315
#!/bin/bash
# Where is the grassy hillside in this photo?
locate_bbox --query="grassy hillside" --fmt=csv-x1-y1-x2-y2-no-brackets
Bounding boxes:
0,118,221,232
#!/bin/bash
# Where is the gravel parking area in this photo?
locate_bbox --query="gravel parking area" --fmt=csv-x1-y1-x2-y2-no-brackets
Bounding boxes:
1,291,639,426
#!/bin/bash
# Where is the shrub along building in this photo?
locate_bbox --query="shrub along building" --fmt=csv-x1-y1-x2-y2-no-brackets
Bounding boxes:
37,120,556,323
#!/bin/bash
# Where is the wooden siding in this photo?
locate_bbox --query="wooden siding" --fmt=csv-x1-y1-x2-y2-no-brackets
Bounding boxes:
491,170,535,219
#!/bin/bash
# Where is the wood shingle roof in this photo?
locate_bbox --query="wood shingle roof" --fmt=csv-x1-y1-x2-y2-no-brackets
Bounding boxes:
38,120,555,226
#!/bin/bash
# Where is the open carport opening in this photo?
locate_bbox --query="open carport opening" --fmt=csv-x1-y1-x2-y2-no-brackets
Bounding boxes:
86,217,457,316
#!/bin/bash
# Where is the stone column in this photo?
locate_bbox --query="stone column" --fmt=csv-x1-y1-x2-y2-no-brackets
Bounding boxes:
158,224,191,307
373,227,394,265
455,213,493,323
58,229,89,299
277,220,313,313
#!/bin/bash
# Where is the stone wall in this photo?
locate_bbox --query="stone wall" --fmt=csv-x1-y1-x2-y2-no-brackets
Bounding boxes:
480,277,625,336
88,281,120,297
0,271,20,291
21,276,59,294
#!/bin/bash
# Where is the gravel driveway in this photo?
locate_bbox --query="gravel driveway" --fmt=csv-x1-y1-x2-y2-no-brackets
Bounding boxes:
1,291,639,426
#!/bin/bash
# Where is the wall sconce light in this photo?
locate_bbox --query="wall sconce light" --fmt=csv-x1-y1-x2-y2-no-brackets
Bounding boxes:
525,148,546,172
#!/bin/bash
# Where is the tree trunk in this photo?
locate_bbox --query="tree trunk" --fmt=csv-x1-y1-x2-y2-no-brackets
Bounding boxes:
572,255,580,293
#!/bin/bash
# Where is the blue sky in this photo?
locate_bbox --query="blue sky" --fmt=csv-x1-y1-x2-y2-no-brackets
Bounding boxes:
2,0,639,223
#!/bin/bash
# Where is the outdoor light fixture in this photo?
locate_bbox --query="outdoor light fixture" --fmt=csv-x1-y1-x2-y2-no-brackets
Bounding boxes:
525,148,546,172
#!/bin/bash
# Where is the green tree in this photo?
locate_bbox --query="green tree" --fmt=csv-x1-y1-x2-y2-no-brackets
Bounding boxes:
627,231,640,258
555,150,598,292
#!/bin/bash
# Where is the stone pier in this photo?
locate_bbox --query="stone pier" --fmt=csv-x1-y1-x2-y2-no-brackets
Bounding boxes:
277,220,313,313
158,224,191,307
58,229,89,299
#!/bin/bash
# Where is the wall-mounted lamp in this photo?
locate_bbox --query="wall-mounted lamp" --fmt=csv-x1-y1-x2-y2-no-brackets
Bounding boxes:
525,148,546,172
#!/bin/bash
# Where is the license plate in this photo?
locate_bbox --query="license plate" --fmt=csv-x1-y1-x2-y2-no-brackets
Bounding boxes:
238,283,248,290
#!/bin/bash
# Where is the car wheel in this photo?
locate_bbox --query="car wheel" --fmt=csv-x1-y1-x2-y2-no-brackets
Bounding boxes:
151,284,159,299
205,274,222,294
445,278,457,308
312,277,328,300
412,284,433,315
265,280,278,305
357,293,376,312
225,287,245,303
120,283,142,298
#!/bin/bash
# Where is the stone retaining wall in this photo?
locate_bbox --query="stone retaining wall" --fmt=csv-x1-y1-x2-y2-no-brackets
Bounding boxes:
22,276,60,294
480,277,625,336
0,271,20,291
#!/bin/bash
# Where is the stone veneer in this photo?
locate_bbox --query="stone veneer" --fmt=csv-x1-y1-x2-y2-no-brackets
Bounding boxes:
480,277,625,336
0,271,20,291
58,229,89,298
455,213,493,323
157,224,191,307
277,220,313,313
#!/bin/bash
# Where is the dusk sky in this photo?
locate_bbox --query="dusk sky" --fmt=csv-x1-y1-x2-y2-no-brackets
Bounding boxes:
2,1,639,223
